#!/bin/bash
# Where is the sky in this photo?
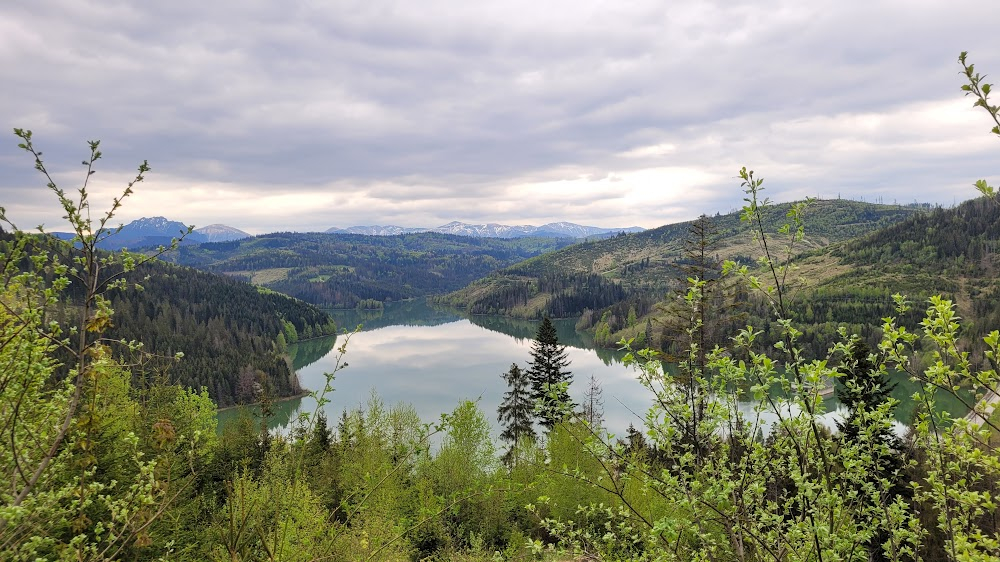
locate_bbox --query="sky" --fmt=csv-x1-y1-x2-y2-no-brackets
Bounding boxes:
1,1,998,234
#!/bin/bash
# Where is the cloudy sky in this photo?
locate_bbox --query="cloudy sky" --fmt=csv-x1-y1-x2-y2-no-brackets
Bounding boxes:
2,1,998,234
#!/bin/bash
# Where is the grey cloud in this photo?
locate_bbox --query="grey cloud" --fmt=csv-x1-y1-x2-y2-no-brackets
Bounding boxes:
1,0,997,233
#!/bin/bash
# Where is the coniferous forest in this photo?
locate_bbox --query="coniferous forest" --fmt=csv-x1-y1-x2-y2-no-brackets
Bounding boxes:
2,53,1000,562
0,231,337,408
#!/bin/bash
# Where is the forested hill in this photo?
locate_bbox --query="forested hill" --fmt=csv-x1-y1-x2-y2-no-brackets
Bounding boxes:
161,231,574,308
107,259,337,407
799,196,1000,353
5,233,337,408
527,196,997,364
442,199,922,318
832,196,998,278
660,195,1000,363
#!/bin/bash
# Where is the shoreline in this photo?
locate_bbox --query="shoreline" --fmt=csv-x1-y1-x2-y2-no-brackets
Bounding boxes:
216,331,339,413
216,390,311,413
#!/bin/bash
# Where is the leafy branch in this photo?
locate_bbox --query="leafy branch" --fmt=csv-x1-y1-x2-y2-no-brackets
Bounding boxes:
959,52,999,199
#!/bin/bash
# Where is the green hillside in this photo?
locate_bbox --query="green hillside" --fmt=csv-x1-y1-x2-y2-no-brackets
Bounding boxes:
105,258,337,407
785,196,1000,360
554,196,999,364
162,231,574,308
442,199,923,319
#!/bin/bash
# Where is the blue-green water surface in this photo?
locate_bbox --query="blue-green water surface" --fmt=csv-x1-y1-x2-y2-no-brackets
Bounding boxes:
218,300,972,439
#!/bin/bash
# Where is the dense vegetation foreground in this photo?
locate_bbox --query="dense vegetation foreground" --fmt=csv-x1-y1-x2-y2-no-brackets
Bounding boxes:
3,55,1000,561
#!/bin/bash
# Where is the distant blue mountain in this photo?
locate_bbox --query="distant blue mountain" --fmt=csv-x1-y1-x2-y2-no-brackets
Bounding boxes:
99,217,206,250
49,218,253,249
50,217,204,250
194,224,251,242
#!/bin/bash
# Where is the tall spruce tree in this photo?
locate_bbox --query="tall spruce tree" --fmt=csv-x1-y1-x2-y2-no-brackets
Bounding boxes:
527,316,573,429
677,214,725,365
497,363,535,466
835,338,898,442
835,337,906,562
657,214,727,461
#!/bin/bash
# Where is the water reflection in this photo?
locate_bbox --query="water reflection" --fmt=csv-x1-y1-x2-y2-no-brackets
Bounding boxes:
288,335,337,371
216,392,309,431
219,300,971,440
466,314,623,366
221,302,649,437
326,300,462,332
295,319,650,438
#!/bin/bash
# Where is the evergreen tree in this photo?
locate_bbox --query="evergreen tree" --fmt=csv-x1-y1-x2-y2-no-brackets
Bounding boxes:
835,339,898,441
835,337,906,562
678,214,725,365
623,423,648,458
655,215,729,461
581,374,604,429
310,410,332,453
527,317,573,429
497,363,535,466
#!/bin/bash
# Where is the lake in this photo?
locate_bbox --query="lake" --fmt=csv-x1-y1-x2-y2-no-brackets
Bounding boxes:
220,300,649,438
217,300,972,440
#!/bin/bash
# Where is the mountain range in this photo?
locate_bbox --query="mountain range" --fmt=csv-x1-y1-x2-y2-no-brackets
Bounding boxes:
52,217,251,249
325,221,645,239
162,231,575,308
54,218,642,250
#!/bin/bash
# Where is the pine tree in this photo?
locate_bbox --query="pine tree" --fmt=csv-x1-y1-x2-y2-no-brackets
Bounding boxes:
527,317,573,429
679,214,724,366
656,215,727,460
623,423,648,458
497,363,535,467
581,374,604,429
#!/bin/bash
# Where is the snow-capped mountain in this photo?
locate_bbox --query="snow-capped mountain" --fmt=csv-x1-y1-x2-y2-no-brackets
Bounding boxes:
195,224,251,242
431,221,644,238
324,225,427,236
536,222,645,238
323,221,645,239
431,221,537,237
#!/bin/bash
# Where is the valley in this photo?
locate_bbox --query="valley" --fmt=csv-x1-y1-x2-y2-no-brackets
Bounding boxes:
8,160,1000,561
160,231,576,308
63,192,998,418
6,0,1000,554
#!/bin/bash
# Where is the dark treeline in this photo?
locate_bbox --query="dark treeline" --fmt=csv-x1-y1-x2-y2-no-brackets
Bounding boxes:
541,272,629,318
268,274,409,308
461,272,629,318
